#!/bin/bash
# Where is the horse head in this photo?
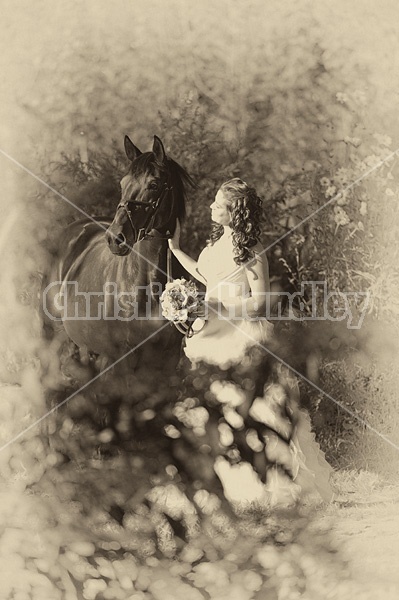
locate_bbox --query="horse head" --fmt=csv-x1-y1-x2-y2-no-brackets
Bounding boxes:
106,135,191,255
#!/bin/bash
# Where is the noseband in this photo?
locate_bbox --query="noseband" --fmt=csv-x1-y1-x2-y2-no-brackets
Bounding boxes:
117,181,173,243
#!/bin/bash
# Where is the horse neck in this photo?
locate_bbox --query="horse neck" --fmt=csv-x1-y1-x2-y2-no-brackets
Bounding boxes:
134,237,168,289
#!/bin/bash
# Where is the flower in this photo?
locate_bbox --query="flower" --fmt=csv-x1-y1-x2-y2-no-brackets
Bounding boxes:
325,185,336,198
160,278,201,323
334,206,350,226
343,136,361,148
176,308,189,321
337,190,349,206
373,133,392,147
320,177,330,187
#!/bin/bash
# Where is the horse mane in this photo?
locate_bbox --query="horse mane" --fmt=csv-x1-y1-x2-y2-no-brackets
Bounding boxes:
165,156,196,221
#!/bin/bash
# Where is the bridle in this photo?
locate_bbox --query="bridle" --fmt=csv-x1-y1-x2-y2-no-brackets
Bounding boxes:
116,179,174,243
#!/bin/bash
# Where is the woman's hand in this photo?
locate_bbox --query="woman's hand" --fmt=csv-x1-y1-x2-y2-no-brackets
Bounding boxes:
166,221,206,284
168,219,181,250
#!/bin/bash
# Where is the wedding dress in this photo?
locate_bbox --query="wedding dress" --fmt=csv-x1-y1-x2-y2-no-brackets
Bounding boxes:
183,232,334,505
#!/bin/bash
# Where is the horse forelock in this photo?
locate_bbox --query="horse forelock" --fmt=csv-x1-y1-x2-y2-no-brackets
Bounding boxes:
128,152,158,176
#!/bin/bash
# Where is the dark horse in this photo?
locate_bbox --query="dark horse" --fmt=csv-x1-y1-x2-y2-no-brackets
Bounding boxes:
43,135,199,476
45,135,191,373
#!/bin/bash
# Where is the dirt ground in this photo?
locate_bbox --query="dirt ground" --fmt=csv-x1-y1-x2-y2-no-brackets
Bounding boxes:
318,471,399,599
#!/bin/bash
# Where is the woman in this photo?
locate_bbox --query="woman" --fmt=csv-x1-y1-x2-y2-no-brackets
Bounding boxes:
169,178,274,368
168,178,334,505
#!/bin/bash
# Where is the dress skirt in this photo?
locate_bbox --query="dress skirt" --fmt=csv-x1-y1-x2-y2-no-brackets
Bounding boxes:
183,312,334,505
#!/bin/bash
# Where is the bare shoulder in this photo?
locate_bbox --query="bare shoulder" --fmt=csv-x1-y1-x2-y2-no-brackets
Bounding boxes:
243,243,267,277
247,242,268,264
253,241,266,256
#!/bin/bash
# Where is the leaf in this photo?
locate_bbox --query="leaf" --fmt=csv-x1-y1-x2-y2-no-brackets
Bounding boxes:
300,190,312,204
286,196,299,208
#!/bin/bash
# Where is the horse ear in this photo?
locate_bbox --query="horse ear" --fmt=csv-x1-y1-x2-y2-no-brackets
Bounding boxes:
152,135,166,163
124,136,142,161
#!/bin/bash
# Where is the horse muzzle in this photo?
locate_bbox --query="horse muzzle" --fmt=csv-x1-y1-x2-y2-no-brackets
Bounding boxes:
106,230,133,255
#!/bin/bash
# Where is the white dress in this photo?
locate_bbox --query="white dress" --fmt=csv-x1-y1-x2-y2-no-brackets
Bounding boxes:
184,232,275,368
183,233,334,504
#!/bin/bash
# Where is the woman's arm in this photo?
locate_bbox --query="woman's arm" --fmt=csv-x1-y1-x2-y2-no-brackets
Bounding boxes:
168,220,207,285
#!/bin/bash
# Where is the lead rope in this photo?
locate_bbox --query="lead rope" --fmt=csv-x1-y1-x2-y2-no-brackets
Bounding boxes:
166,246,173,283
166,246,197,338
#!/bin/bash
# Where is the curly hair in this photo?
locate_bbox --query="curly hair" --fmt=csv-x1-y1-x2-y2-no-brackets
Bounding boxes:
207,178,263,265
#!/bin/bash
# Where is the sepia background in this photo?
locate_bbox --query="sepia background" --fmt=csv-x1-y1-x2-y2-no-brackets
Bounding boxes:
1,0,399,598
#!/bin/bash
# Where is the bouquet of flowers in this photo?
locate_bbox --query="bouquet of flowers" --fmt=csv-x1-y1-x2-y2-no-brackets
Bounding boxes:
160,278,204,336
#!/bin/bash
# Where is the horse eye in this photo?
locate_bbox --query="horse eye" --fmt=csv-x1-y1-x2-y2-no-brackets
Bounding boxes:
149,181,159,191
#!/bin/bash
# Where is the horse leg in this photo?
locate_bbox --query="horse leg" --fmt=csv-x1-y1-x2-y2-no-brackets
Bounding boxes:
78,344,92,366
59,342,96,386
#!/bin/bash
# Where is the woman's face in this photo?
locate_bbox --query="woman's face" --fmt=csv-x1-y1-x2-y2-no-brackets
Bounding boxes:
210,189,231,225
